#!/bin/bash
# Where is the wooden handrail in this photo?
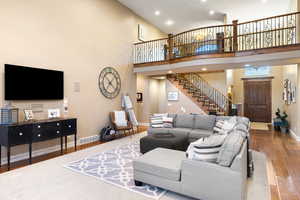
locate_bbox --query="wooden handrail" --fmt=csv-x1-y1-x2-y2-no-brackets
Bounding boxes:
172,24,234,37
134,37,168,45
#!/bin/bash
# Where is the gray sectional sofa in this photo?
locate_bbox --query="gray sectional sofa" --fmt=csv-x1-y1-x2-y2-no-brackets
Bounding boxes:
148,114,250,143
133,114,251,200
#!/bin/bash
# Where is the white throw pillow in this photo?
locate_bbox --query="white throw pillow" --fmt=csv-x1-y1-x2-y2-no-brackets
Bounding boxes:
162,117,173,128
186,134,227,163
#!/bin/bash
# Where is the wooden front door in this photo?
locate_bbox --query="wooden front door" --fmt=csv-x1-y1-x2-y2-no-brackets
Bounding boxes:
243,78,272,123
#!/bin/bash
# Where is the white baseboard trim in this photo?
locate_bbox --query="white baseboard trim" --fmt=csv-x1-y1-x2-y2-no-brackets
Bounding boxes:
0,134,100,166
289,129,300,142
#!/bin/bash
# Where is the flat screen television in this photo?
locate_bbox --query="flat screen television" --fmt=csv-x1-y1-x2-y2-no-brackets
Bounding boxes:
5,64,64,100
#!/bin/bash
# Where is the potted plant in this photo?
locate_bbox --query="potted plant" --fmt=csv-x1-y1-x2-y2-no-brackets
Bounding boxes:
274,109,289,133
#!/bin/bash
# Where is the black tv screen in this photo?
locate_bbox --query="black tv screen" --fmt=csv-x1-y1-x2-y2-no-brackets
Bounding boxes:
5,64,64,100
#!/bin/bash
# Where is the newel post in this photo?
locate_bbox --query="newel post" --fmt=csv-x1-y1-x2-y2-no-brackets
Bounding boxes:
232,20,238,52
167,34,174,60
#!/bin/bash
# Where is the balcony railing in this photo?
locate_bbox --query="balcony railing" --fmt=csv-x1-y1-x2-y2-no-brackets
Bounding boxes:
133,12,300,65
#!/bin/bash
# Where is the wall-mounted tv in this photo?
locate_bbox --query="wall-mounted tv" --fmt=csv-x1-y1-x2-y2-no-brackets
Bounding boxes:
5,64,64,100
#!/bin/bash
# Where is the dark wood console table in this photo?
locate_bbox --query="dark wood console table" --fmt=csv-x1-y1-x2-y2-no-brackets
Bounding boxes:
0,118,77,170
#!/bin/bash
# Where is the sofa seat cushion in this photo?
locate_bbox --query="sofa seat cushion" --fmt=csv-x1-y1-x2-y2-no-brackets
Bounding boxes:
133,148,186,181
189,129,213,139
194,115,216,130
170,128,192,137
147,128,171,135
175,114,194,128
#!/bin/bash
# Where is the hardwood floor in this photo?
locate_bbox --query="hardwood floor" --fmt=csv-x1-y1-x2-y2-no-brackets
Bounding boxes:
251,128,300,200
0,125,299,200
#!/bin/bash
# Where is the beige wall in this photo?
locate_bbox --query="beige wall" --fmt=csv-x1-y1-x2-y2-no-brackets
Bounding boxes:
231,66,284,120
0,0,165,158
200,72,227,95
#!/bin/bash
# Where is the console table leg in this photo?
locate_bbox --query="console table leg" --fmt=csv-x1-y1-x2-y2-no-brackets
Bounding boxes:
7,146,10,171
65,136,67,150
29,143,32,164
60,136,63,155
0,145,2,167
74,134,77,151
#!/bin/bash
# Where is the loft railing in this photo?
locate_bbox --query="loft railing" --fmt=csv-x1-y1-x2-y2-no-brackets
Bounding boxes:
171,25,234,59
133,12,300,64
133,38,168,64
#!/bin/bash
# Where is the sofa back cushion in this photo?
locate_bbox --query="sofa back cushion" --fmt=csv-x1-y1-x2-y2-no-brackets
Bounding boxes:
217,132,245,167
194,115,216,130
175,114,194,128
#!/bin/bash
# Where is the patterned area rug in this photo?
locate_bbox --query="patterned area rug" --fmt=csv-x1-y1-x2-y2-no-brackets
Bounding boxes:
65,141,166,199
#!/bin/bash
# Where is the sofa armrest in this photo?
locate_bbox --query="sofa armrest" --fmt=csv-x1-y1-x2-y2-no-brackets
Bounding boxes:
181,159,246,200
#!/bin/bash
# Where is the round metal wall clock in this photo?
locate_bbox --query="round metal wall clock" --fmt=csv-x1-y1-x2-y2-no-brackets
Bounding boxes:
98,67,121,99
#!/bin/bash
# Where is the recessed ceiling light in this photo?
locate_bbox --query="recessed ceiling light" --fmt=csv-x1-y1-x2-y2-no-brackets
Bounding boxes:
244,64,251,67
262,0,267,3
202,68,207,71
209,10,215,15
201,0,207,2
155,11,160,16
165,20,174,26
168,70,173,74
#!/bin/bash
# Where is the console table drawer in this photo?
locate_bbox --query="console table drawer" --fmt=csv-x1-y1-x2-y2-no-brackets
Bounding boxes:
62,119,76,135
8,126,31,146
32,122,62,142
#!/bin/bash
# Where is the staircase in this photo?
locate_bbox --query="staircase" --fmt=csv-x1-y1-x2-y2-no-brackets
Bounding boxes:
167,73,232,116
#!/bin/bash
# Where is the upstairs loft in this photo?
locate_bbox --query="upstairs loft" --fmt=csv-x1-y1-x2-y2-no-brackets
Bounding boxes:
133,12,300,73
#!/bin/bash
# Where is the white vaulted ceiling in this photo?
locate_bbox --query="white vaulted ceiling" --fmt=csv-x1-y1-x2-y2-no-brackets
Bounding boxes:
118,0,293,34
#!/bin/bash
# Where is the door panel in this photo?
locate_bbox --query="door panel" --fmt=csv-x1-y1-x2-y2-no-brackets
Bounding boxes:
244,80,272,123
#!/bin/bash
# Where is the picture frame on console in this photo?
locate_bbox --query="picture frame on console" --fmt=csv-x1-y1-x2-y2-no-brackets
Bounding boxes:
48,109,60,119
24,109,34,121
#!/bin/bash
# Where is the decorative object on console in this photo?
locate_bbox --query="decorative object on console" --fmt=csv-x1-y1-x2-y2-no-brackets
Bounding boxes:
167,91,179,101
24,109,34,121
98,67,121,99
136,92,143,102
63,99,69,113
48,109,60,119
0,106,19,125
